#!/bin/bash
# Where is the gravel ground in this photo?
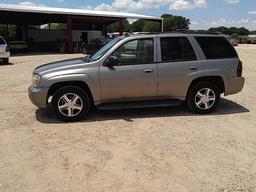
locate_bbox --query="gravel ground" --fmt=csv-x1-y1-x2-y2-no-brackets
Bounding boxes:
0,45,256,192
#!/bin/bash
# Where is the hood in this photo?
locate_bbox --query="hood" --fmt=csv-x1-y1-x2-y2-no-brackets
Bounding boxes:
34,57,85,75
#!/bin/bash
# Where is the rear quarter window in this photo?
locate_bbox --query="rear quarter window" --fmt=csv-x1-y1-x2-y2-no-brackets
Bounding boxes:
195,36,238,59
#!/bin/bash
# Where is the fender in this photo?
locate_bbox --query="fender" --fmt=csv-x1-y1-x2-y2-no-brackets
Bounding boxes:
46,73,101,102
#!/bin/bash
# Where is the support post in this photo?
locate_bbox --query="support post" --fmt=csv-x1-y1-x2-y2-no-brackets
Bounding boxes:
67,15,73,53
119,19,124,36
161,18,164,32
104,24,107,37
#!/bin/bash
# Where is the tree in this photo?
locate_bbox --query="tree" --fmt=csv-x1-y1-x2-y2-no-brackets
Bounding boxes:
209,26,229,34
129,19,145,32
161,14,190,31
143,21,160,32
49,23,67,30
107,20,130,33
237,27,250,35
208,26,250,36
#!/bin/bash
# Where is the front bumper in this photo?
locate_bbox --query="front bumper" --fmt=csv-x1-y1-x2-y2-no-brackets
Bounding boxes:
0,51,10,58
224,77,245,96
28,86,49,108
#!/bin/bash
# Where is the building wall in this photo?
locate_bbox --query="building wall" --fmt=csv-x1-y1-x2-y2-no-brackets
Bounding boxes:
27,29,102,42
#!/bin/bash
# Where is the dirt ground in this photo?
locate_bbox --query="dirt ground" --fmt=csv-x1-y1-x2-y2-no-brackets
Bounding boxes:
0,45,256,192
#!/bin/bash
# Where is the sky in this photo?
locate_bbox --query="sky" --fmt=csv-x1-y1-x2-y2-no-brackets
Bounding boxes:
0,0,255,30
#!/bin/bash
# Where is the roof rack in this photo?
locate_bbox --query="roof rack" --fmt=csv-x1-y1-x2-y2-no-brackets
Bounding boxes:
126,30,222,37
174,29,222,35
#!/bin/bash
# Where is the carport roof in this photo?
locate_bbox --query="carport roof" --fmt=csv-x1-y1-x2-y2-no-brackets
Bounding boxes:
0,3,162,21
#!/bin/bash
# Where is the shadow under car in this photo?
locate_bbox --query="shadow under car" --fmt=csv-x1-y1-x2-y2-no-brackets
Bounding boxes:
35,98,249,124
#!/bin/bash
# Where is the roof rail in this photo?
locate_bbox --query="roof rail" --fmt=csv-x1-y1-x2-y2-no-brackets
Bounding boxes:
126,30,222,37
175,29,222,35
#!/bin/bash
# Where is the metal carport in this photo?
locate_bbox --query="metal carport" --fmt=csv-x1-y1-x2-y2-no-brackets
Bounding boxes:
0,4,163,53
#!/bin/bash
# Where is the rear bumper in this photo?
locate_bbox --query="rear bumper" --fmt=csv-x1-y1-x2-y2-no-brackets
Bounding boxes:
0,51,10,58
28,86,48,108
224,77,245,96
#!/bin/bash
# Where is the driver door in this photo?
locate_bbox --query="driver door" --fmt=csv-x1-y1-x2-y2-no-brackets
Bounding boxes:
100,38,157,101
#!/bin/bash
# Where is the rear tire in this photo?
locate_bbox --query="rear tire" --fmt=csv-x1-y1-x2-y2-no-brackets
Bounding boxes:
186,81,220,114
51,86,91,121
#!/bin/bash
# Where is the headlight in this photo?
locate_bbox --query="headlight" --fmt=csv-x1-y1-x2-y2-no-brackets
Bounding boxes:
32,74,41,86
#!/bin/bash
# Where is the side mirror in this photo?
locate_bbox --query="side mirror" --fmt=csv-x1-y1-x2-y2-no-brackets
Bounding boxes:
105,56,118,68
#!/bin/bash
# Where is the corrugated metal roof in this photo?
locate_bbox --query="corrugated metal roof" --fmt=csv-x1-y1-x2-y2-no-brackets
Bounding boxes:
0,3,162,21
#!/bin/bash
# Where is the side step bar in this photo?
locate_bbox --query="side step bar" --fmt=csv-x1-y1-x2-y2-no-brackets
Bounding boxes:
97,99,182,110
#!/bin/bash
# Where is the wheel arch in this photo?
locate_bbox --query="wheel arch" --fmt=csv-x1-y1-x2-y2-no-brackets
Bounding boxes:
47,81,94,105
186,76,225,99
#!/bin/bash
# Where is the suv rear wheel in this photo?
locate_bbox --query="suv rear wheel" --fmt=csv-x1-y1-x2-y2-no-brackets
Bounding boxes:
186,81,220,114
52,86,90,121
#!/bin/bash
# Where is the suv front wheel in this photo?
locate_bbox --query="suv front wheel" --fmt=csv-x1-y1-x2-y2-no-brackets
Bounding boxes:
186,81,220,114
52,86,90,121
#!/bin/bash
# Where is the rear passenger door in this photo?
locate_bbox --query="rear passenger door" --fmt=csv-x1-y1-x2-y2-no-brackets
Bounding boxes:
157,36,203,98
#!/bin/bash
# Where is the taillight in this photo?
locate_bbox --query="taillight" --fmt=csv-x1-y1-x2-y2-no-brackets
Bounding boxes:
6,46,9,52
237,60,243,77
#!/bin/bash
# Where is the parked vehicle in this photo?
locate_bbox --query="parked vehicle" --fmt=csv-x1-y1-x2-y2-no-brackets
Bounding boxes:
0,36,10,63
29,31,245,121
81,37,113,54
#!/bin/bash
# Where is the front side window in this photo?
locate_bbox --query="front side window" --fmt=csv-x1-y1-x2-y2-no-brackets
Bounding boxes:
89,37,122,61
111,38,154,65
195,37,238,59
160,37,197,62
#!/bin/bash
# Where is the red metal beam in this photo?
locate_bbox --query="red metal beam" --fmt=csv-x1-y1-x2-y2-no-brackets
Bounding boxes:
119,19,124,36
67,15,73,53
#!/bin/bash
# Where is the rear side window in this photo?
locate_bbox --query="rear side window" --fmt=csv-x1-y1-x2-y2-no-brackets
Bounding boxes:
195,37,238,59
0,37,5,45
160,37,197,62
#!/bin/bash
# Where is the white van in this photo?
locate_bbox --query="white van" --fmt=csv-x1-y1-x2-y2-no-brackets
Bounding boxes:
0,36,10,63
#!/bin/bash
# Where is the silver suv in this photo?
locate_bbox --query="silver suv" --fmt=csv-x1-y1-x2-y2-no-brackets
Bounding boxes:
28,32,245,121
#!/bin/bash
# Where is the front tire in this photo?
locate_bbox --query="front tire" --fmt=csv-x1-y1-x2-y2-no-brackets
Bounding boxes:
186,81,220,114
51,86,90,121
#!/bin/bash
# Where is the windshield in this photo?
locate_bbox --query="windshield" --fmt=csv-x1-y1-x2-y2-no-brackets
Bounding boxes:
89,37,123,61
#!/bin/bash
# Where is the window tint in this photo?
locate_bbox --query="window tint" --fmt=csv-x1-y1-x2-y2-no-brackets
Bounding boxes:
160,37,197,62
112,39,154,65
0,37,5,45
195,37,238,59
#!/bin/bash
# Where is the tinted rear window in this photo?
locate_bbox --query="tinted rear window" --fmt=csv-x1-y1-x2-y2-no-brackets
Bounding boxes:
0,37,5,45
195,37,238,59
160,37,197,62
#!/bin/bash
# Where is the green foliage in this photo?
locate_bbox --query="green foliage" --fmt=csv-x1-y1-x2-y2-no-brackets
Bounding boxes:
49,23,67,30
129,20,145,32
107,20,131,33
0,25,17,41
161,14,190,31
143,21,161,32
209,26,250,35
106,14,189,33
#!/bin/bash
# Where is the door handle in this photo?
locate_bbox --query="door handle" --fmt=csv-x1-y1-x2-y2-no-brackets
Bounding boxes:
144,69,153,73
189,66,198,70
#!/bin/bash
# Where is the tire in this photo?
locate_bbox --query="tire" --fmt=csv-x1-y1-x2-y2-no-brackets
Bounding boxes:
51,86,91,121
186,81,220,114
3,58,9,64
